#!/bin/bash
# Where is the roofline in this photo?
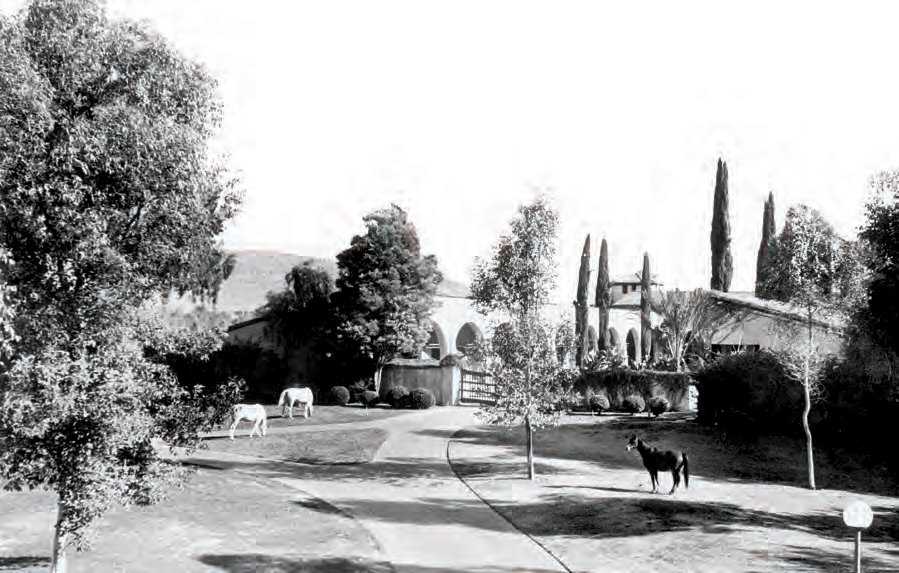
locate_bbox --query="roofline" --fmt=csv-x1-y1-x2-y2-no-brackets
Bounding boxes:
227,315,268,332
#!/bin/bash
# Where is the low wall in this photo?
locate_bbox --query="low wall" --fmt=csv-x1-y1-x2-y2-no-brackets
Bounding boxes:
380,362,460,406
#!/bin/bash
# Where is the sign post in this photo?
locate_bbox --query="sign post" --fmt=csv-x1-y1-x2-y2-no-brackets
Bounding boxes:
842,501,874,573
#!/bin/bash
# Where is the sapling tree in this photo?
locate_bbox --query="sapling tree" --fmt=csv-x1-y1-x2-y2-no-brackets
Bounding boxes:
0,1,243,570
470,194,575,480
655,288,730,372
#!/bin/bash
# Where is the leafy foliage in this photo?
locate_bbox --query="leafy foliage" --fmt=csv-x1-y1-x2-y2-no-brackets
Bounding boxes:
647,396,670,417
588,393,610,413
654,288,731,372
333,205,442,390
385,385,409,408
361,390,380,408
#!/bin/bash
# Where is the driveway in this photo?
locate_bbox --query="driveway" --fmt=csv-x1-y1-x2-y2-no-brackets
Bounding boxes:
183,406,569,573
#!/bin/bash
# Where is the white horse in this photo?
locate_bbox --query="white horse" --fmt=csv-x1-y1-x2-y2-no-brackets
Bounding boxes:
229,404,267,439
278,387,314,419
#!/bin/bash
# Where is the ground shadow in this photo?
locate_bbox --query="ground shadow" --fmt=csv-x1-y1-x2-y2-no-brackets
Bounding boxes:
0,556,51,571
484,493,898,544
745,543,898,573
198,554,566,573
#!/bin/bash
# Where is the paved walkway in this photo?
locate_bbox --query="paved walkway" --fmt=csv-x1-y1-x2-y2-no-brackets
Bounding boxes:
183,406,568,573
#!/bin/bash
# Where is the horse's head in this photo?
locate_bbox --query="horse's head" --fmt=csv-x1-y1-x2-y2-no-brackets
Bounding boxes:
625,434,640,452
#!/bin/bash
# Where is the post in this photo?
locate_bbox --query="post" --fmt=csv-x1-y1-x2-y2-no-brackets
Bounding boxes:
855,530,861,573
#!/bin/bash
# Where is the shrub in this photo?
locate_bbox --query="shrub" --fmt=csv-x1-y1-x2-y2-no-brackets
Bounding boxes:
386,385,409,408
361,390,380,408
573,368,690,412
589,393,610,413
439,353,465,368
693,350,802,436
623,394,645,414
348,380,370,404
329,386,350,406
647,396,669,417
409,387,436,410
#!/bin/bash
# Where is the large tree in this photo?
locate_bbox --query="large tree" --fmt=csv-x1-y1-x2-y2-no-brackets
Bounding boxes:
470,194,572,480
756,191,777,297
0,1,243,570
761,204,853,490
594,237,611,352
574,234,591,367
710,158,734,291
333,204,442,393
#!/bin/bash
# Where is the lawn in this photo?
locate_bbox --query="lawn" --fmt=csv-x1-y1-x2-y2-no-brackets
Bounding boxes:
449,413,899,573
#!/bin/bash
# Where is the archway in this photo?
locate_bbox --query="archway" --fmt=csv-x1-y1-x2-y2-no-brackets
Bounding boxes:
608,327,620,353
426,321,447,360
455,322,482,356
587,326,598,355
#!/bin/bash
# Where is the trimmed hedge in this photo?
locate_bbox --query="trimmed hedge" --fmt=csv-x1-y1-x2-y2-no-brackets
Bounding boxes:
329,386,350,406
647,396,669,417
386,385,409,408
409,387,436,410
692,350,803,437
589,393,610,413
362,390,380,408
623,394,646,414
574,368,691,411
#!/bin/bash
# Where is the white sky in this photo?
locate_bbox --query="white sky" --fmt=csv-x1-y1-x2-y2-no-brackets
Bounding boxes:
4,1,899,303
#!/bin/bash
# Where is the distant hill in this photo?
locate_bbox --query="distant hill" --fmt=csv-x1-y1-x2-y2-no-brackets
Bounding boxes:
161,250,469,323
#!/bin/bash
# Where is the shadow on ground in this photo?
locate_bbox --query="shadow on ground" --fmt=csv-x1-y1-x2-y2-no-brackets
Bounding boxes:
0,556,50,571
198,554,566,573
745,544,898,573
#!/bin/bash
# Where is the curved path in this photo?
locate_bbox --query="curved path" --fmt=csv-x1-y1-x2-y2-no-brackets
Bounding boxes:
185,406,568,573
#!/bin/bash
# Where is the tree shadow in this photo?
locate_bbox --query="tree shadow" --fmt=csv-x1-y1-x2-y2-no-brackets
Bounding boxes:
745,543,898,573
0,556,51,571
197,554,566,573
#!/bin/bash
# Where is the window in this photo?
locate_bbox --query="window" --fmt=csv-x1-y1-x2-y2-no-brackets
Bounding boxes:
622,285,628,294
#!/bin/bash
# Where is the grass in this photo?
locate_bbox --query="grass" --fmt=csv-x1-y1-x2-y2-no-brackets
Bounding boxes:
203,427,390,464
449,414,899,573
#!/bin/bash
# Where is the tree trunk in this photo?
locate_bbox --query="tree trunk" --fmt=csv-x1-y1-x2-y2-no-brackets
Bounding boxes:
50,502,67,573
803,315,816,490
525,414,535,481
374,366,383,394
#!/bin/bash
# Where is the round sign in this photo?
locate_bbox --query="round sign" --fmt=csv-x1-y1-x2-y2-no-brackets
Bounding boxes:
842,501,874,529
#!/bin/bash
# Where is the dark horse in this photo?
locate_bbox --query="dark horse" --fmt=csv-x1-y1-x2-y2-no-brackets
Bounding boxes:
626,435,689,495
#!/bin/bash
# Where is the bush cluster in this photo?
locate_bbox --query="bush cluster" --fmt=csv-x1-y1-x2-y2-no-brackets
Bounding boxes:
588,393,610,413
329,386,350,406
623,394,645,414
409,388,436,410
573,368,690,412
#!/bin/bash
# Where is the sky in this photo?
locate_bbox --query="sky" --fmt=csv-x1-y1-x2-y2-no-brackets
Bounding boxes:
4,1,899,304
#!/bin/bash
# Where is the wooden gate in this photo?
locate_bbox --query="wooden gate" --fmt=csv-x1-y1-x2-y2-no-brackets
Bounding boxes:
459,369,496,405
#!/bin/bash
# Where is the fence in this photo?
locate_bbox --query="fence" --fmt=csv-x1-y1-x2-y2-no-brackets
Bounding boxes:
459,369,495,405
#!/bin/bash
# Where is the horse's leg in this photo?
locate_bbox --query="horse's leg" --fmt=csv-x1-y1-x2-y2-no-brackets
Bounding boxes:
229,419,239,440
670,469,679,494
303,401,309,419
652,471,659,493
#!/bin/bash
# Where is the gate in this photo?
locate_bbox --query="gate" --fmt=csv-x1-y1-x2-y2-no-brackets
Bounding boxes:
459,369,496,405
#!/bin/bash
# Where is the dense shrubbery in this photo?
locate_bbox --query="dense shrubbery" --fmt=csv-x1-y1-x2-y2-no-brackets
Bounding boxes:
623,394,645,414
647,396,670,417
348,380,371,404
439,353,466,367
329,386,350,406
409,388,436,409
386,386,409,408
362,390,380,408
212,341,289,401
693,350,803,436
574,368,690,411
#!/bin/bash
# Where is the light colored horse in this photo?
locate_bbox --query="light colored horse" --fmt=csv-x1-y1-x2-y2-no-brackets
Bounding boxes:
279,387,314,419
229,404,267,439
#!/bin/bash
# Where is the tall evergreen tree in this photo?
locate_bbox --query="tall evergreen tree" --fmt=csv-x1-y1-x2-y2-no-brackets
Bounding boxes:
756,191,777,297
710,158,734,291
574,234,591,367
594,237,611,352
641,252,652,363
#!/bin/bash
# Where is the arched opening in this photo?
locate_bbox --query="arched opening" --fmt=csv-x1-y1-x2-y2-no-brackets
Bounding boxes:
626,328,640,363
455,322,482,356
426,321,447,360
608,327,621,353
587,326,598,355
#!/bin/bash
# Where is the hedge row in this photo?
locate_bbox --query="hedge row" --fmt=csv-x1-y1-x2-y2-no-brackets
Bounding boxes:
328,384,436,410
574,368,691,412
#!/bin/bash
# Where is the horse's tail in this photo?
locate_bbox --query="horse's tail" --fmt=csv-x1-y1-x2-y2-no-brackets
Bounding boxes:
278,389,287,406
683,453,689,489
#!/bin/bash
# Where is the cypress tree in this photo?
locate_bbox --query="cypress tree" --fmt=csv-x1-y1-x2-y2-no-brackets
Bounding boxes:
574,235,591,367
710,158,734,291
641,252,652,363
755,191,776,297
594,237,611,352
